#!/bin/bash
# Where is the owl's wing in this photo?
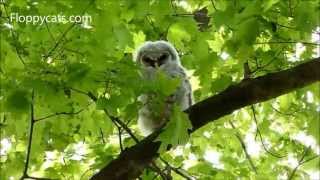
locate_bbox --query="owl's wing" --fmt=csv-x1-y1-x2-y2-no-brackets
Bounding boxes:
164,65,187,78
184,78,194,107
165,65,193,110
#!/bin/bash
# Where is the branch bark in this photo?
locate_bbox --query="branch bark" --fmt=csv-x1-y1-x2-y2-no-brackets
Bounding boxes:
91,57,320,180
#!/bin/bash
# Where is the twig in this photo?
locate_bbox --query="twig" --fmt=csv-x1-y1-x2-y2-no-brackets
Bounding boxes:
229,121,258,174
159,157,195,180
64,48,85,56
250,48,286,75
274,22,295,30
255,41,319,46
106,112,140,143
34,103,91,122
99,128,106,144
243,62,251,79
69,88,139,143
301,155,319,164
170,0,177,14
44,20,55,42
116,125,124,152
243,57,285,159
251,105,286,158
70,87,97,101
150,161,171,180
210,0,217,10
171,13,194,17
43,0,95,59
251,105,259,139
21,90,36,179
44,23,77,59
287,147,312,180
251,57,276,74
146,15,158,33
288,0,293,17
270,105,297,116
80,167,94,180
23,175,57,180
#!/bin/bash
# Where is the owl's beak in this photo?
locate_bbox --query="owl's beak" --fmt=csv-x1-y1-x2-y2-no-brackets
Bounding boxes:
154,62,159,68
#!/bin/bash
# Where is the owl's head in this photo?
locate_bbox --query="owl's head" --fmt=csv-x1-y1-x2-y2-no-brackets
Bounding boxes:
134,41,180,68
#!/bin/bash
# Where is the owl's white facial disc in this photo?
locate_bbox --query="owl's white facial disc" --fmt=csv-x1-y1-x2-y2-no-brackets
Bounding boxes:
134,41,180,68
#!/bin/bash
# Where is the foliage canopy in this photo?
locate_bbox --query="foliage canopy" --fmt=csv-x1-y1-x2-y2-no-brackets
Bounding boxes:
0,0,319,179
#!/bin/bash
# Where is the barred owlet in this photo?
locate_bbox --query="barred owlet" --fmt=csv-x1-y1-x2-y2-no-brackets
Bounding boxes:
134,41,193,136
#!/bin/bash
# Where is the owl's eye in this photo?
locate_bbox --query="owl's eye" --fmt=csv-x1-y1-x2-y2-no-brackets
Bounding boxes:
142,56,152,63
142,56,155,67
158,54,168,65
159,54,168,61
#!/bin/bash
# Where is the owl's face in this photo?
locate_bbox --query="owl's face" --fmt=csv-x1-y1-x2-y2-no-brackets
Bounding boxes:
134,41,180,69
141,51,170,68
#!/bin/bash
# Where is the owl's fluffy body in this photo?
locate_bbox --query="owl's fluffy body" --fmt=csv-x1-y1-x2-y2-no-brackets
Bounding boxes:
134,41,193,136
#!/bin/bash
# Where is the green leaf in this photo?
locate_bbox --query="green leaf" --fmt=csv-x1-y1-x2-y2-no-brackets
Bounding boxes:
113,24,133,49
156,105,192,152
211,75,232,92
167,19,197,51
262,0,280,12
235,18,260,45
66,62,90,83
5,90,30,113
189,162,218,176
294,1,319,34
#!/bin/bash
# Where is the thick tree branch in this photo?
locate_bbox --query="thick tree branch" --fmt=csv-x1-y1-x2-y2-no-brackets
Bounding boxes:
91,57,320,180
188,57,320,130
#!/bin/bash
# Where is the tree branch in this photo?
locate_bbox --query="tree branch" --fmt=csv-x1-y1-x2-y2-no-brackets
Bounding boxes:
21,91,56,180
91,57,320,180
21,90,35,180
43,0,95,59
